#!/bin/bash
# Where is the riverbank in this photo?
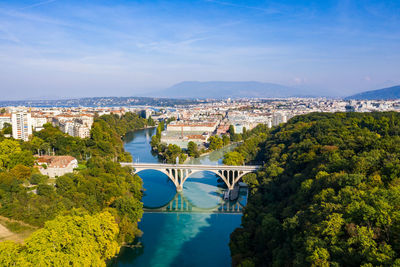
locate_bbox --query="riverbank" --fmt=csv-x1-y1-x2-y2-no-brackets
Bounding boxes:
116,127,246,266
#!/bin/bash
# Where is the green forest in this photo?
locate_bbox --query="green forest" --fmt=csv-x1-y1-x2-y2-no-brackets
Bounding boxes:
230,112,400,266
0,112,149,266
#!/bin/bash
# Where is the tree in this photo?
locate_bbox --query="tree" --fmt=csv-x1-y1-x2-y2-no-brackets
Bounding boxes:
229,125,235,141
166,144,182,163
150,135,160,148
0,241,22,266
2,122,11,135
3,212,120,266
10,165,32,181
30,173,48,185
222,135,230,146
147,116,155,126
0,139,22,169
230,112,400,266
223,151,244,165
208,136,223,150
112,196,143,223
187,141,200,158
37,184,55,196
242,173,258,188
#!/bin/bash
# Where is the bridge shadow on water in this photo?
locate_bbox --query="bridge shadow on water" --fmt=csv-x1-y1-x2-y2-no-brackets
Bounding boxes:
141,169,248,214
121,168,248,266
144,190,245,214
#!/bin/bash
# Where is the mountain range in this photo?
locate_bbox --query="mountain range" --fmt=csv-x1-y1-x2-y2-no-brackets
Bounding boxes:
346,85,400,100
151,81,311,99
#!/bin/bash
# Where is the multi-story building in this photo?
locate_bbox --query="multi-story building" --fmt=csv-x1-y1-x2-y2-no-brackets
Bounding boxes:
11,112,32,141
31,116,48,131
166,121,219,133
73,124,91,138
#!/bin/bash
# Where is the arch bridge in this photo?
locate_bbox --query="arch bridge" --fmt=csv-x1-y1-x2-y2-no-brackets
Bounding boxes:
120,163,261,192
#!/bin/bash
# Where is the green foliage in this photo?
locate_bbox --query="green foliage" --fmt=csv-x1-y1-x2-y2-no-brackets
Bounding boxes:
187,141,200,158
30,173,48,185
223,135,230,146
0,139,34,170
166,117,176,124
229,124,235,135
0,112,145,249
147,116,155,126
230,112,400,266
0,212,119,266
36,184,54,196
242,173,258,188
208,136,223,150
151,121,164,149
1,122,11,135
223,151,244,165
29,112,147,161
164,144,186,163
112,196,143,223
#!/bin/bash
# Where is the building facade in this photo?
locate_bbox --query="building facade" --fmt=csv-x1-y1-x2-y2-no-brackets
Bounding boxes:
11,112,32,141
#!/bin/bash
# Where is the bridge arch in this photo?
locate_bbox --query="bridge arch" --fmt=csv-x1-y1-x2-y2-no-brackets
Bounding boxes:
180,169,250,190
134,168,181,190
121,163,261,192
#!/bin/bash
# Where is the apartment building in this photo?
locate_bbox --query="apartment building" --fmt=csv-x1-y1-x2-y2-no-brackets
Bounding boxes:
11,112,32,141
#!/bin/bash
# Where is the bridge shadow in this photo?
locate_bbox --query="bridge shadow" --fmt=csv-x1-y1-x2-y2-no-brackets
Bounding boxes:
139,169,232,209
144,187,246,214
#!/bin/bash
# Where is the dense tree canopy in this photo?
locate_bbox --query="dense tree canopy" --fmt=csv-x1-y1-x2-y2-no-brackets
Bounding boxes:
230,112,400,266
0,111,148,262
0,211,119,266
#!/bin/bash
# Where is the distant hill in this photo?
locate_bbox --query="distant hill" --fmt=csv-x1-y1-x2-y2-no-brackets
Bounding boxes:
0,97,202,107
346,85,400,100
152,81,309,99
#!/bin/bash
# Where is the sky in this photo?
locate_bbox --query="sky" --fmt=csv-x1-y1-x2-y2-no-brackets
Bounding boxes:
0,0,399,99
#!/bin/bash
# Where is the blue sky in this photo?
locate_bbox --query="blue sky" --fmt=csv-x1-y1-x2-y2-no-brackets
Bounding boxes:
0,0,399,99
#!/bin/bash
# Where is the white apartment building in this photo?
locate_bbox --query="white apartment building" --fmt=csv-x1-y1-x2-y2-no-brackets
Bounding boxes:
272,112,287,126
60,121,75,136
74,123,91,138
166,121,219,133
31,116,48,131
11,112,32,141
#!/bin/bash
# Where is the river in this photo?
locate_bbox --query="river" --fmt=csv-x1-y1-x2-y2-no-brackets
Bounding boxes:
115,127,246,267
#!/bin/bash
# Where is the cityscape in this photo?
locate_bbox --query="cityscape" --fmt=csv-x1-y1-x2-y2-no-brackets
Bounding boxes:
1,0,400,267
2,97,400,143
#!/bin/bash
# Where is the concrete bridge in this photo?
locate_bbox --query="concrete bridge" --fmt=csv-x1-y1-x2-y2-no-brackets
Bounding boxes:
144,193,244,214
120,162,261,192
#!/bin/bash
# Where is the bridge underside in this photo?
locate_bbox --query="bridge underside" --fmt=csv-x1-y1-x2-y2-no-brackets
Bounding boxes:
134,167,252,192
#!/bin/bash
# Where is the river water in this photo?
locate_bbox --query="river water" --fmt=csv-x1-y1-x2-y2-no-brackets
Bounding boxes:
115,127,246,267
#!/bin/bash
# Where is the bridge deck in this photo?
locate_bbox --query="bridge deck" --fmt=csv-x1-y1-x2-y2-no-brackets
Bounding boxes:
120,162,261,171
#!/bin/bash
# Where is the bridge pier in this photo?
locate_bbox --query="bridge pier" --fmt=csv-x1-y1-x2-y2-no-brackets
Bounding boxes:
123,163,260,193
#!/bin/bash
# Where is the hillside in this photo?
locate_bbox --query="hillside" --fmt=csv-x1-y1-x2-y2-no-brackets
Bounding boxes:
153,81,309,99
346,85,400,100
229,112,400,266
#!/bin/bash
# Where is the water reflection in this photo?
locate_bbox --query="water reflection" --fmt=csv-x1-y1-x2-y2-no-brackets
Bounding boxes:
144,191,245,213
118,128,244,267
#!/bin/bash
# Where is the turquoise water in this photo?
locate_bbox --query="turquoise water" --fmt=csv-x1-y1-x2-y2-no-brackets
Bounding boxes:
116,128,245,266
